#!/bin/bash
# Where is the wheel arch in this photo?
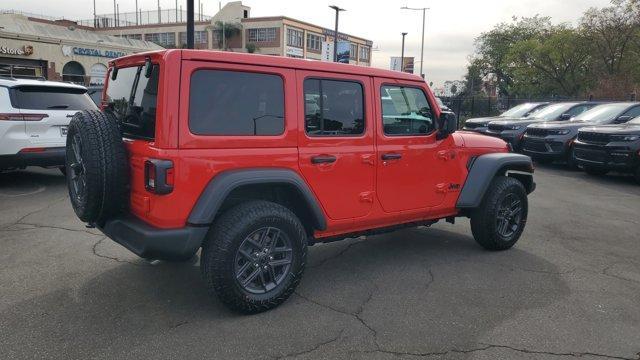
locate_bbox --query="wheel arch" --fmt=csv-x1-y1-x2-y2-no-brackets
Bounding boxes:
188,168,327,232
457,153,535,209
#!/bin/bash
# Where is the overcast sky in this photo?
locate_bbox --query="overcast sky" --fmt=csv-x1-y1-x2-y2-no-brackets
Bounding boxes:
4,0,612,87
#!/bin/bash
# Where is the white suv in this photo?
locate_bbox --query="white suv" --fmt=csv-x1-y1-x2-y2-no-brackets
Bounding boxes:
0,78,98,172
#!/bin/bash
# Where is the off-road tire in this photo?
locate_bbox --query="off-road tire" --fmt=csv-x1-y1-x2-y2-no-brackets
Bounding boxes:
583,166,608,176
470,176,528,251
201,200,307,314
65,110,128,224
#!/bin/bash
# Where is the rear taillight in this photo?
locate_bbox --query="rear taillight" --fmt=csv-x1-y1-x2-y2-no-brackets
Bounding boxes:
144,159,174,195
0,113,48,121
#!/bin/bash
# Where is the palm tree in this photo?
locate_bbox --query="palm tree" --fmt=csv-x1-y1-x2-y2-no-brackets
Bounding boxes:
212,21,241,50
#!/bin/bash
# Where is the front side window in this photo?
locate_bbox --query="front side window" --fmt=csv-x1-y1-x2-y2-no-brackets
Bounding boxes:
189,70,284,136
304,79,364,136
621,106,640,119
381,85,434,136
105,64,159,140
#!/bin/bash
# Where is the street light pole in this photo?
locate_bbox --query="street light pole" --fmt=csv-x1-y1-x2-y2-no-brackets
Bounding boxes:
329,5,345,62
401,6,429,78
187,0,194,49
400,32,407,72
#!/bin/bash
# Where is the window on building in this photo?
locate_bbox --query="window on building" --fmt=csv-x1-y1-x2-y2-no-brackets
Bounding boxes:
306,33,322,51
179,31,208,46
121,34,142,40
189,70,284,136
304,79,364,136
287,28,304,48
145,32,176,47
247,28,277,42
381,85,434,136
359,46,370,62
349,43,358,60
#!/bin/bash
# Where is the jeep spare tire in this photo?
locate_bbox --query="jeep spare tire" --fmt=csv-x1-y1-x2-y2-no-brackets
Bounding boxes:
65,110,128,224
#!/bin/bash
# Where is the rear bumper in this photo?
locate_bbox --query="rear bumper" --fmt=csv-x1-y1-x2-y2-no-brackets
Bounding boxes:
0,147,66,169
99,216,209,261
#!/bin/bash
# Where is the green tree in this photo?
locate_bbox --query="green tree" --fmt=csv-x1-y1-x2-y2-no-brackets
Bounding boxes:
472,16,553,96
463,58,485,96
212,21,242,50
506,27,591,97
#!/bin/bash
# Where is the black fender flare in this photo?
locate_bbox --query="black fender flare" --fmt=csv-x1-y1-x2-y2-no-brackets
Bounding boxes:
456,153,535,209
187,168,327,230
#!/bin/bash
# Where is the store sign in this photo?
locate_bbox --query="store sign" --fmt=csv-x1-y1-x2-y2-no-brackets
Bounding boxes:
321,41,334,62
390,57,414,73
62,45,125,59
336,41,350,64
285,46,304,57
0,45,34,56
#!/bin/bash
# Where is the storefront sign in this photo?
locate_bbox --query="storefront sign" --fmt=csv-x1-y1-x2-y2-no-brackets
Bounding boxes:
285,46,304,58
0,45,34,56
62,45,125,59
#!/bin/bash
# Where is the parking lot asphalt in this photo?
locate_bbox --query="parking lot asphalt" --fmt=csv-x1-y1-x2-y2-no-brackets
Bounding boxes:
0,166,639,360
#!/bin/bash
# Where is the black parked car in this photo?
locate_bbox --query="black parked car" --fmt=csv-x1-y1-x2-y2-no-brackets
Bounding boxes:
522,102,640,168
574,116,640,182
462,102,548,134
485,102,599,151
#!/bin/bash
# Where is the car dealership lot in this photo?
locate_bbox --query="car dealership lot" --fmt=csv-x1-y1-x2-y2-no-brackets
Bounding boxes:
1,167,639,360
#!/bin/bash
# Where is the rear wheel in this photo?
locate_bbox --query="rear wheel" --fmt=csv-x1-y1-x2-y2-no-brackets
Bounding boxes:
201,200,307,314
470,176,528,251
583,166,608,176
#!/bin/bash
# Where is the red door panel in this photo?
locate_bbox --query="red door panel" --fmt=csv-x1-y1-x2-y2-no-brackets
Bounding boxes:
374,78,448,213
296,71,375,220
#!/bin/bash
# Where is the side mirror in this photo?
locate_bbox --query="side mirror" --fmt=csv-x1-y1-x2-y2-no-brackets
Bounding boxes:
144,57,153,78
615,115,632,123
110,66,118,81
559,113,572,120
437,111,457,140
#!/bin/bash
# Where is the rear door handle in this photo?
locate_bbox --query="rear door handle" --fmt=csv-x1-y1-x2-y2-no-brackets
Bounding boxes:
381,153,402,160
311,155,337,164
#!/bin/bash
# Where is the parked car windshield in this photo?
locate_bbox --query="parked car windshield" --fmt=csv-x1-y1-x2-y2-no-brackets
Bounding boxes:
572,103,629,123
500,103,542,118
11,86,96,110
528,103,574,121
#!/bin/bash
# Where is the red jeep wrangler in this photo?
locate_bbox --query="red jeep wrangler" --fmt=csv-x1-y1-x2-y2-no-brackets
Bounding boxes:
65,50,535,313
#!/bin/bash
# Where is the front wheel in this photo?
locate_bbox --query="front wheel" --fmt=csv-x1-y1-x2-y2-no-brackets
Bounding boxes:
201,200,307,314
470,176,528,251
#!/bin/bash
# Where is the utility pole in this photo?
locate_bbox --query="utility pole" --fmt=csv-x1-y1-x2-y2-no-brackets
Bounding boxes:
135,0,138,25
400,32,407,72
113,0,116,27
329,5,345,62
187,0,194,48
158,0,161,23
401,6,429,78
93,0,96,27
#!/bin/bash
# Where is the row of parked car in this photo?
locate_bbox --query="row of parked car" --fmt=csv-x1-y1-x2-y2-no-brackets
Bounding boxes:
462,101,640,183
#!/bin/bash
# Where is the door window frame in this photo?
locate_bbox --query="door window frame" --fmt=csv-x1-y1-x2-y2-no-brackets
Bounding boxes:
378,82,438,138
302,75,368,139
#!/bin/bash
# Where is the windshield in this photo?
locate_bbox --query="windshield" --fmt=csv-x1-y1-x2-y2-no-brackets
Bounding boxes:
572,104,629,123
10,86,97,110
529,103,573,120
105,64,159,140
500,103,542,118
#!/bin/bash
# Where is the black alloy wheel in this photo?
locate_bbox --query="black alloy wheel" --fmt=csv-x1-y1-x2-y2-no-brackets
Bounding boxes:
234,226,293,294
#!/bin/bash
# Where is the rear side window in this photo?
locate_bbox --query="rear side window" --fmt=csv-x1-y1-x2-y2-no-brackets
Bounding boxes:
381,85,434,136
189,70,284,136
105,64,159,140
304,79,364,136
11,86,96,111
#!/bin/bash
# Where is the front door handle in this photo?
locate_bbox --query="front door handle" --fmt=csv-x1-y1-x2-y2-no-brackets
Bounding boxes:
381,153,402,160
311,155,337,164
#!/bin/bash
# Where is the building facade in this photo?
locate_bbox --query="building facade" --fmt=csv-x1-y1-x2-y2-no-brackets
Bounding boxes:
94,2,372,66
0,12,162,84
